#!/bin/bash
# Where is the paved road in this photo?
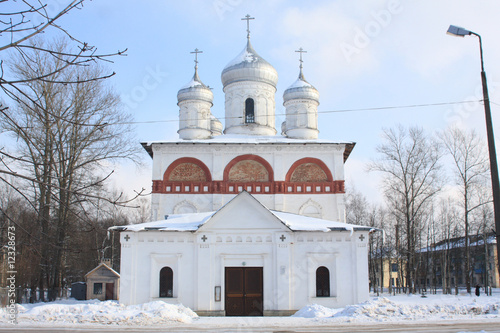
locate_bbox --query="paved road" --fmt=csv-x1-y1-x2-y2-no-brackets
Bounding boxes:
3,321,500,333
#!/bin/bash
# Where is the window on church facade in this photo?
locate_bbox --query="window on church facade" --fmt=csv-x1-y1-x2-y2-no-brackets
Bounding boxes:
316,266,330,297
245,98,255,123
159,267,173,297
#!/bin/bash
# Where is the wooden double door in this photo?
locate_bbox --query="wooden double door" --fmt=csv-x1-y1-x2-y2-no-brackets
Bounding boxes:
225,267,263,316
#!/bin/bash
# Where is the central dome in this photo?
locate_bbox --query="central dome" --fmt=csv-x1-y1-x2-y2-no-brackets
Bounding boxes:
221,40,278,87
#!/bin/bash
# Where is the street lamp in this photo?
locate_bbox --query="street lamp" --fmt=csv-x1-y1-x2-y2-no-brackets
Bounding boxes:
447,25,500,287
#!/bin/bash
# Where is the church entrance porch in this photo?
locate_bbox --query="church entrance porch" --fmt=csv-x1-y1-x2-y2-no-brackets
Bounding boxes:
225,267,263,316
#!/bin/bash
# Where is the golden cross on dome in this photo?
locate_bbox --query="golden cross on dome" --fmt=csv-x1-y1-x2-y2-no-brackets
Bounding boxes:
241,14,255,39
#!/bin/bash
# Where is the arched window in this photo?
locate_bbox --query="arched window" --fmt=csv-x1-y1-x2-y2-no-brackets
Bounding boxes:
316,266,330,297
245,98,255,123
159,267,173,297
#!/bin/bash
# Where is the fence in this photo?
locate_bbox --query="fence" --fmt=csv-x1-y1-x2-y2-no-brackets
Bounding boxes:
0,287,70,306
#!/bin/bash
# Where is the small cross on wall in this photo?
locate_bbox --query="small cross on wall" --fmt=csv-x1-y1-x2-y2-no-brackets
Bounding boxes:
124,234,130,242
201,235,208,242
359,234,365,241
280,234,286,242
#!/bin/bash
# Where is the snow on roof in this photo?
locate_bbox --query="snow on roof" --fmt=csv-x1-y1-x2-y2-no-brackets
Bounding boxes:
419,235,497,253
273,211,369,232
144,134,354,145
110,212,214,232
223,40,272,71
286,77,315,90
224,47,258,69
141,135,356,163
85,262,120,278
110,210,371,233
179,76,204,90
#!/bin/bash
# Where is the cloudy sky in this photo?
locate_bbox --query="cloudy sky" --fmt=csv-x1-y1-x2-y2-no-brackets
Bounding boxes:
40,0,500,203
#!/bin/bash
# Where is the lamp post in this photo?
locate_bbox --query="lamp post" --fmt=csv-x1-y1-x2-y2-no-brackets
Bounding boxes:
447,25,500,288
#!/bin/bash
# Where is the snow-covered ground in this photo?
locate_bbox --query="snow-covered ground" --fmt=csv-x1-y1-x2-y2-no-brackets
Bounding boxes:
294,293,500,321
1,292,499,329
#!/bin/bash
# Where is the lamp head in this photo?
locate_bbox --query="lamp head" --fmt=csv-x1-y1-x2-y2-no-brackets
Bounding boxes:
447,25,471,37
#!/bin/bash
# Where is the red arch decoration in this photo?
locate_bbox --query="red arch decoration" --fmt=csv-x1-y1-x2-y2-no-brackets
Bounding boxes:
163,157,212,183
223,154,274,182
285,158,333,182
152,156,343,195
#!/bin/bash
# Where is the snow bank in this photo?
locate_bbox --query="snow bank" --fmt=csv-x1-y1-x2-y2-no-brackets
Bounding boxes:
2,300,197,325
292,304,337,318
293,295,500,322
3,294,499,328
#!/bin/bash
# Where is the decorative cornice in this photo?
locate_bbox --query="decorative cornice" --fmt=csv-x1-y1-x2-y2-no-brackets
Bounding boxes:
152,179,345,194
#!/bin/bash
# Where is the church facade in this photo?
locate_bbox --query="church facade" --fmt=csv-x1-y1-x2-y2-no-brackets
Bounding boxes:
114,18,372,315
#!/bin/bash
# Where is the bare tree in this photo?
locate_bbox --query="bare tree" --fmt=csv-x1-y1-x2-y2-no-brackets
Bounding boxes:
0,1,125,106
0,1,126,190
345,187,369,226
471,188,494,295
369,125,443,293
439,126,490,293
0,38,140,300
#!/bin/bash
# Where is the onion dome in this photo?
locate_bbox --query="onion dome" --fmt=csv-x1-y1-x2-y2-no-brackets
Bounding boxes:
221,39,278,88
210,115,223,136
177,66,213,105
283,66,319,103
177,48,213,140
283,48,319,140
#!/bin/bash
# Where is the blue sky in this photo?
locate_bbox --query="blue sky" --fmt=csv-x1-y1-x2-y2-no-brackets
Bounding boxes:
34,0,500,203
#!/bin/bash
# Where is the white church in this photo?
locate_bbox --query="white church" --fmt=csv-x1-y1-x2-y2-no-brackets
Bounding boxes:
112,16,373,316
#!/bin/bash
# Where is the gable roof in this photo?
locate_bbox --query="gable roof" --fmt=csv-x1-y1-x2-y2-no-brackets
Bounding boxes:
85,262,120,279
196,190,292,232
110,191,373,233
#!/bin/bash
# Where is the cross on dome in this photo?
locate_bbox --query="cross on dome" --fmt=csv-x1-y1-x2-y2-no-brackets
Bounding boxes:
190,48,203,70
241,14,255,39
295,47,307,70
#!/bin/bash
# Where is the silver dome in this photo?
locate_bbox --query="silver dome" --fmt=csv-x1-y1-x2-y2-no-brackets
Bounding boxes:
221,40,278,87
177,69,213,104
283,69,319,103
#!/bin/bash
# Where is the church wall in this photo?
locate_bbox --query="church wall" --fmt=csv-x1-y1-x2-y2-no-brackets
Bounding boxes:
119,231,198,306
150,142,347,221
118,228,370,312
153,193,344,221
290,231,369,309
151,143,345,182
